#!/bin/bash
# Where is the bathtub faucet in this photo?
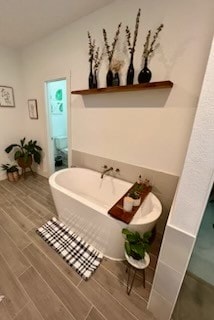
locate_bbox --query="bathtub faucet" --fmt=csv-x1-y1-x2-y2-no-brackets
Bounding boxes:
101,166,113,179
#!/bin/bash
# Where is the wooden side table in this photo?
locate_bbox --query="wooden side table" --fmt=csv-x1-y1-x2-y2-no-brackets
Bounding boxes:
125,251,150,295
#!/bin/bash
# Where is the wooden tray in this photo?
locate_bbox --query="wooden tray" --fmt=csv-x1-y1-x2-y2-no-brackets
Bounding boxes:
108,182,152,224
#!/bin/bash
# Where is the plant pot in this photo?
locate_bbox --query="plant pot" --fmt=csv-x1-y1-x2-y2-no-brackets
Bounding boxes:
7,171,19,182
125,251,150,267
132,198,141,206
17,155,32,169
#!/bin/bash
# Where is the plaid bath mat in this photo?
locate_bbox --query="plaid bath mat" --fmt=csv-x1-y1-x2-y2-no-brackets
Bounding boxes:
36,217,103,280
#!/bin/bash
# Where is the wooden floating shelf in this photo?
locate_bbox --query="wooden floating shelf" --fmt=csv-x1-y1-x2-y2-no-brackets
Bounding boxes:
71,81,173,95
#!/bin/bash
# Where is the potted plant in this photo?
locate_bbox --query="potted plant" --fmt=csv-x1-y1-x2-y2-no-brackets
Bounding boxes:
5,138,42,170
128,190,141,206
128,178,145,206
1,163,19,182
122,228,151,261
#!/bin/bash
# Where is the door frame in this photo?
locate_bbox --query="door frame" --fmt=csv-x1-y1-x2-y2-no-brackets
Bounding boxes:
44,74,71,176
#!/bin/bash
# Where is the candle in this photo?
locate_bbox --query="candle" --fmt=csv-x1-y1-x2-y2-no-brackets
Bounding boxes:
123,196,134,212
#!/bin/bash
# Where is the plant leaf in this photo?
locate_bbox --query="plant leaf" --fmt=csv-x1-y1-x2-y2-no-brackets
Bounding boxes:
130,243,145,259
14,150,22,160
5,144,20,153
122,228,133,236
125,241,131,256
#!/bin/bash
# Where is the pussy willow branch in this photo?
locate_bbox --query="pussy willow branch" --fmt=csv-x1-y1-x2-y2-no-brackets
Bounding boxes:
125,8,141,56
125,26,132,53
102,28,111,61
87,31,95,63
143,30,151,58
143,24,164,59
94,47,104,71
103,22,122,64
132,8,141,54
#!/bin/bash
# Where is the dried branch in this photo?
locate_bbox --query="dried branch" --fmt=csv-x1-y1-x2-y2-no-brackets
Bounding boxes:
143,24,164,59
126,8,141,56
94,47,104,71
125,26,132,53
132,8,141,54
103,23,122,64
87,31,95,63
143,30,151,58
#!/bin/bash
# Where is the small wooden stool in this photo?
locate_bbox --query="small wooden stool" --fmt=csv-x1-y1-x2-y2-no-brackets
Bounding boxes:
125,251,150,295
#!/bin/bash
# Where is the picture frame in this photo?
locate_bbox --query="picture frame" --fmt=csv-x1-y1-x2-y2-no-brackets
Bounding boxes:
28,99,38,119
0,86,15,107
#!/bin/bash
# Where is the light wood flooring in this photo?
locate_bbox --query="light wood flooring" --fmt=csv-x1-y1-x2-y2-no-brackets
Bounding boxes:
0,174,160,320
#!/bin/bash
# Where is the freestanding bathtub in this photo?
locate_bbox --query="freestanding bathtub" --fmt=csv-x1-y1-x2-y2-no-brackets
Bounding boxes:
49,167,162,260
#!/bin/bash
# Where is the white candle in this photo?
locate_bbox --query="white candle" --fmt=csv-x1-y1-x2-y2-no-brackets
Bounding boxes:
123,196,134,212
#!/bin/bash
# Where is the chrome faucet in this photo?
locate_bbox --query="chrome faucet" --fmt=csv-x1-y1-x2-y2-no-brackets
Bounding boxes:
101,166,113,179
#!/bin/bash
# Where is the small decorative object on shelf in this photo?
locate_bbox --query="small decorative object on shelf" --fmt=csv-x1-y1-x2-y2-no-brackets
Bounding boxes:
103,23,122,87
87,32,95,89
138,24,164,83
111,59,124,86
126,8,141,85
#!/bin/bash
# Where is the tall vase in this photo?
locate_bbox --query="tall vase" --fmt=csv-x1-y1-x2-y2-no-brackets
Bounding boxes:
126,54,134,85
138,57,152,83
93,70,98,88
106,68,113,87
88,62,94,89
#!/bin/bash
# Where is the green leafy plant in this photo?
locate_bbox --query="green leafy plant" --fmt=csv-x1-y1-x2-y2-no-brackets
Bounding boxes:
5,138,42,164
1,163,18,173
122,228,152,260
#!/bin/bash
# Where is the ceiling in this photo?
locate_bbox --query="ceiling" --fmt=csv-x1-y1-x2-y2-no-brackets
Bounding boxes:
0,0,114,49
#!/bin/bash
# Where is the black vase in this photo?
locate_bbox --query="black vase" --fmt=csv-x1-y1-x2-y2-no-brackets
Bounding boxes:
138,58,152,83
112,72,120,86
93,70,98,88
106,69,113,87
88,62,94,89
126,55,134,85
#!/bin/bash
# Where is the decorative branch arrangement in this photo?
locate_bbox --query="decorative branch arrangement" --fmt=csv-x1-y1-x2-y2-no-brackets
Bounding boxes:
86,9,165,89
138,24,164,83
125,8,141,85
87,32,95,88
143,24,164,59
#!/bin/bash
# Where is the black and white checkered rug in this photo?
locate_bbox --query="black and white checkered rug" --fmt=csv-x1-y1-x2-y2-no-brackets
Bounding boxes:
36,217,103,280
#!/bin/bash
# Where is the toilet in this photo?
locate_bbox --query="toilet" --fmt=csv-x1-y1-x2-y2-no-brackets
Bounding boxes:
54,136,68,164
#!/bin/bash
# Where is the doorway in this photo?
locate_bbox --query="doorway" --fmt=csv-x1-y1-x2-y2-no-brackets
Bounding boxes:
46,78,68,173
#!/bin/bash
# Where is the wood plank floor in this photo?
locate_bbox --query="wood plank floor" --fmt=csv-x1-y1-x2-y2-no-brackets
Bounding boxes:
0,174,160,320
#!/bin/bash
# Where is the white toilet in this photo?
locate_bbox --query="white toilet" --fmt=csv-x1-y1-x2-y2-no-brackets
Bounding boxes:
54,136,68,163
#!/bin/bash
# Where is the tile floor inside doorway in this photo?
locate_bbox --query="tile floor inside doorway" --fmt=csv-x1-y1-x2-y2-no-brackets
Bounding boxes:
0,174,160,320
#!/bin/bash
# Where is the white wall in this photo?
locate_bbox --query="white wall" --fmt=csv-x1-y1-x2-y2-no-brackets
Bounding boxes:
148,37,214,320
21,0,214,176
0,46,25,180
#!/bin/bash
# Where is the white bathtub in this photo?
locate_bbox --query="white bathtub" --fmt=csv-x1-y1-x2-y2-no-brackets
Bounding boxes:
49,167,162,260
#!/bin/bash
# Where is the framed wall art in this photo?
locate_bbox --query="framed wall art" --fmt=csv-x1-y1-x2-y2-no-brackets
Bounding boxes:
28,99,38,119
0,86,15,107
